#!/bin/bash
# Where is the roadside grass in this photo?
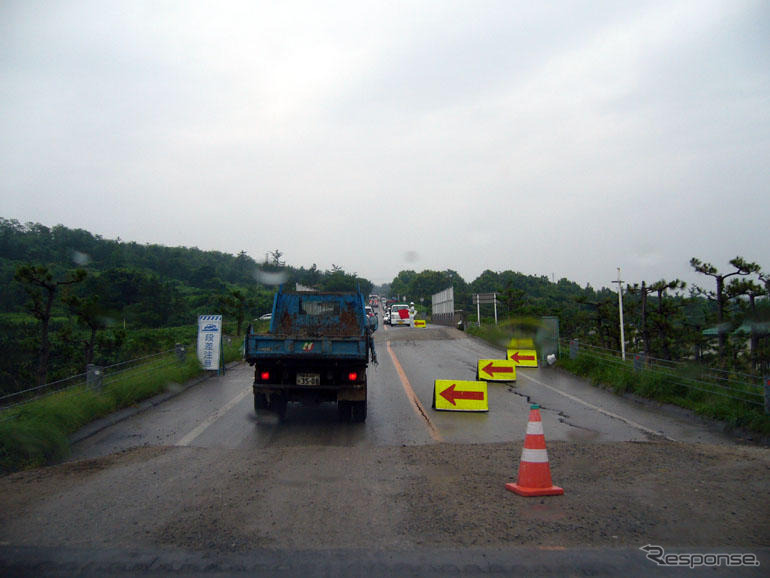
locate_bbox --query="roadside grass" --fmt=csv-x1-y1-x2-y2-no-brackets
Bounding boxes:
0,339,243,474
466,322,509,348
468,323,770,437
466,317,547,348
558,353,770,436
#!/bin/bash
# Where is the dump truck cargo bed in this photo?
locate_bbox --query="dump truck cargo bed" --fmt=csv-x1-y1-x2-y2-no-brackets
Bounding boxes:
244,335,368,359
243,289,376,422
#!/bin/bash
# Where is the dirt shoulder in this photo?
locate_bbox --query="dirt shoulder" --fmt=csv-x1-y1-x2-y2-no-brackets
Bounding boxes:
1,440,768,553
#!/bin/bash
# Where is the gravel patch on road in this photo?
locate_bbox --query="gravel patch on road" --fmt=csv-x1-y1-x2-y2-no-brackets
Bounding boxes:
1,440,768,553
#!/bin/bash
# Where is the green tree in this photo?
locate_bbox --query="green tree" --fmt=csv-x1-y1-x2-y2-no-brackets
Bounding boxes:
691,256,760,356
63,294,107,367
390,270,417,301
649,279,686,360
500,287,527,318
574,291,618,350
409,270,452,304
234,250,252,280
295,264,322,289
217,288,251,336
269,249,285,267
630,279,686,359
470,270,500,293
320,266,361,292
726,277,767,368
14,265,86,385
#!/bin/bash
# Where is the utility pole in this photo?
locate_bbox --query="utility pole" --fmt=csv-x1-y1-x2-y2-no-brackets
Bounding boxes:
612,267,626,361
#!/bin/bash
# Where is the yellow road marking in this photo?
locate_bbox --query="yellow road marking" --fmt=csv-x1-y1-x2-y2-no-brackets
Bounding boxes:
387,341,443,442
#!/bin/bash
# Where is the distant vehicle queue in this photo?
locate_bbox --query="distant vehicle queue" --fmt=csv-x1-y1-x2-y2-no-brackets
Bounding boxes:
379,299,417,326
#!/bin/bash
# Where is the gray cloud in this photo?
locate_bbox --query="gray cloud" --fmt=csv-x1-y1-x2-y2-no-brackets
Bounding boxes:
1,0,768,289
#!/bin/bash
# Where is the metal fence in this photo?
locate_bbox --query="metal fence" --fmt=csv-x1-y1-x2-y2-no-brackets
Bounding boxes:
562,338,768,412
0,344,189,410
431,287,457,326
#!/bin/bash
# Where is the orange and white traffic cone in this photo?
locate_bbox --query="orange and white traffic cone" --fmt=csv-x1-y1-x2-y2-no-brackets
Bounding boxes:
506,404,564,497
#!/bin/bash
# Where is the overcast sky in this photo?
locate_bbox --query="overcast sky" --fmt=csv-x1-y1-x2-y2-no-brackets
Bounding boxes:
2,1,768,291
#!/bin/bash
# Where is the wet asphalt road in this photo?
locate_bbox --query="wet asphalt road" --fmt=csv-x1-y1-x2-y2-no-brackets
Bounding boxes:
71,321,735,462
14,320,759,577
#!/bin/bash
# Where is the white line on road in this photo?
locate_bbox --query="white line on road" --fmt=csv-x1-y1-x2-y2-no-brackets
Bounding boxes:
176,386,252,447
518,372,676,441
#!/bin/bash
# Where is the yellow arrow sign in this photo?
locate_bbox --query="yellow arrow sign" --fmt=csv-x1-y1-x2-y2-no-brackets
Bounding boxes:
413,319,427,328
508,338,535,349
477,359,517,381
433,380,488,412
507,349,538,367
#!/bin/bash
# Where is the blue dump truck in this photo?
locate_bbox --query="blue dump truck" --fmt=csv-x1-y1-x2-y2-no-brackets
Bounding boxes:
244,288,377,422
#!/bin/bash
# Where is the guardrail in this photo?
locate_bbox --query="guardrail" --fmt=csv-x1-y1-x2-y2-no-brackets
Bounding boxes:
561,338,768,413
0,344,190,410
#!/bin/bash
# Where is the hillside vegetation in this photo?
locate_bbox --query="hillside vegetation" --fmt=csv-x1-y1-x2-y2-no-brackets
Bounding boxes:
1,218,768,471
3,218,769,397
0,218,371,395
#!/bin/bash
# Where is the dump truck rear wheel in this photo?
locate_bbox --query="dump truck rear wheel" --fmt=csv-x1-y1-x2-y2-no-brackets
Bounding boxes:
351,401,367,423
272,395,287,421
338,401,352,422
254,393,269,413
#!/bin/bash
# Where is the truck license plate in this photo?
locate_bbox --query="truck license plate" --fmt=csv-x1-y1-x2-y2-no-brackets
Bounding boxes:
296,373,320,386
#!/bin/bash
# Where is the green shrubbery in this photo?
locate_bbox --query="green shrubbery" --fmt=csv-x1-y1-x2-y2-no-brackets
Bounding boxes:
466,317,548,349
558,353,770,436
467,322,769,437
0,338,243,474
